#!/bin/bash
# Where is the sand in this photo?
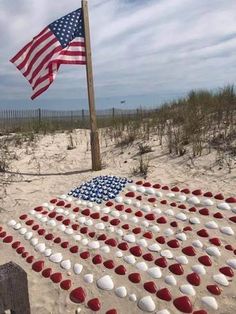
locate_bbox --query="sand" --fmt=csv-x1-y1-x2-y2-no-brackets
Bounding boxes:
0,129,235,314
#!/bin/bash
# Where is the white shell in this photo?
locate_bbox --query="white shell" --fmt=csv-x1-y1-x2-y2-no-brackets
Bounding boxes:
30,238,38,246
65,228,74,235
201,296,218,310
35,213,42,219
14,223,21,230
19,228,27,235
148,243,161,252
29,210,35,215
153,208,162,214
124,198,132,205
110,210,120,218
44,248,52,257
115,196,123,203
137,239,148,247
176,212,187,221
35,243,46,253
156,310,170,314
217,202,231,210
149,225,160,233
40,217,48,223
88,241,100,249
206,246,221,257
85,219,93,226
115,286,127,298
164,209,174,216
166,192,175,198
180,284,196,296
129,294,137,302
176,195,187,202
73,234,82,241
60,259,71,270
163,228,174,236
141,221,149,228
58,224,66,232
137,186,145,193
100,245,110,253
8,220,16,227
120,214,127,221
165,275,177,286
127,184,137,192
95,223,105,230
147,267,162,279
227,259,236,269
155,191,163,197
205,221,218,229
56,208,64,214
93,205,100,212
81,239,88,246
146,188,155,195
115,251,123,258
136,262,148,271
176,256,189,265
78,217,86,224
201,198,214,206
213,273,229,286
220,226,234,235
161,250,173,259
141,205,151,212
123,234,136,243
187,196,200,205
123,255,136,265
191,264,206,275
74,263,83,275
97,275,114,290
49,252,63,263
138,296,156,312
115,229,124,236
69,213,76,219
189,217,200,224
192,240,203,248
176,233,187,241
47,220,57,227
24,232,33,240
129,216,138,223
83,273,93,283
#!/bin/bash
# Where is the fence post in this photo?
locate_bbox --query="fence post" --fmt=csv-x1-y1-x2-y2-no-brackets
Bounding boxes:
0,262,31,314
112,107,115,121
38,108,41,127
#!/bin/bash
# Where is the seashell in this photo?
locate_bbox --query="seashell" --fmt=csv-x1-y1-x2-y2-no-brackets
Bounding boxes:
116,251,123,258
147,267,162,279
156,310,170,314
163,228,174,237
213,273,229,286
115,196,123,203
123,234,136,243
227,259,236,269
138,296,156,312
137,239,148,247
30,238,38,246
129,216,138,223
69,213,76,219
19,228,27,235
40,217,48,223
192,240,203,248
24,231,33,240
161,250,173,259
137,186,145,193
115,229,124,236
141,221,149,228
164,209,174,216
44,248,52,257
120,214,128,220
201,296,218,310
85,219,93,226
49,252,63,263
176,233,187,241
201,199,214,206
165,275,177,286
127,184,137,192
192,264,206,275
35,243,46,253
187,196,200,205
149,225,160,233
61,259,71,270
189,217,200,224
176,195,187,202
56,208,64,214
123,255,136,265
180,284,196,296
81,239,88,246
155,191,163,197
73,234,82,241
14,223,21,230
206,246,221,257
95,223,105,230
220,226,234,236
47,220,57,227
115,286,127,298
124,198,132,205
74,263,83,275
176,213,187,221
166,192,175,198
136,262,148,271
110,210,120,218
57,224,66,231
141,205,151,212
97,275,114,290
205,221,218,229
64,228,74,235
148,243,161,252
88,241,100,249
84,273,93,283
8,220,17,227
78,217,86,224
176,256,189,265
217,203,231,210
100,245,110,253
146,188,155,195
129,294,137,302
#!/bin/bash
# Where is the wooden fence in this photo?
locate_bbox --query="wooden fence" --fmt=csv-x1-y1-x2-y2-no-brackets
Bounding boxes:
0,108,155,133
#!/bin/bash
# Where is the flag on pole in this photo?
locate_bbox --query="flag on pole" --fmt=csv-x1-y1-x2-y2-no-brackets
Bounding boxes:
10,9,86,100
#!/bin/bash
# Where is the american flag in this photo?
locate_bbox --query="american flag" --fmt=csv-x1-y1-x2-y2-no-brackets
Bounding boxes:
10,8,86,100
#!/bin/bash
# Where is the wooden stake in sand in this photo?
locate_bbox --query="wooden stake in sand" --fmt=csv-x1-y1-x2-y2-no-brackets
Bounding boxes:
82,0,102,171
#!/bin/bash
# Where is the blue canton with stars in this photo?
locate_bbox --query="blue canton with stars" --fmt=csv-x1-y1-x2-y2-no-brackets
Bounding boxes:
49,8,85,48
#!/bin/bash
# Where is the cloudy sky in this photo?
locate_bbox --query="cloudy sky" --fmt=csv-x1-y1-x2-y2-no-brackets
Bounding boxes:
0,0,236,109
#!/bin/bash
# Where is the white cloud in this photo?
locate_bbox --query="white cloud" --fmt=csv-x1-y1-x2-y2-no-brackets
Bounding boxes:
0,0,236,107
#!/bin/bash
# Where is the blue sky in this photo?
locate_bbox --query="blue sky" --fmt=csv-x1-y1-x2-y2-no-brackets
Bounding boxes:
0,0,236,110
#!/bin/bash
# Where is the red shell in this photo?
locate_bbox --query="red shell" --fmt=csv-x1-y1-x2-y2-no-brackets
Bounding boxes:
70,287,86,303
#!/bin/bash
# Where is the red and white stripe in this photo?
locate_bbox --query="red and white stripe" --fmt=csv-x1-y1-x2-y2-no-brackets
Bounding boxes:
10,27,86,100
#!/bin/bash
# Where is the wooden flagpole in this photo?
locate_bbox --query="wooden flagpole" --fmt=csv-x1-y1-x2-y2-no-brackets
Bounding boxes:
82,0,102,171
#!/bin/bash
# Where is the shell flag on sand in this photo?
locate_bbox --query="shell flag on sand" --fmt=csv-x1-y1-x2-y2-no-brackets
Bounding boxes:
1,175,236,313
